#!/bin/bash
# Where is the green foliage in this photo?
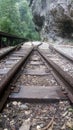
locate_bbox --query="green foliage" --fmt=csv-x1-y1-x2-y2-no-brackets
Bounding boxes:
68,108,73,113
0,0,40,41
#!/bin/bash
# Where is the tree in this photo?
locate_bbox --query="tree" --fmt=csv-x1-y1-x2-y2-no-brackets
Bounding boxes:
0,0,40,41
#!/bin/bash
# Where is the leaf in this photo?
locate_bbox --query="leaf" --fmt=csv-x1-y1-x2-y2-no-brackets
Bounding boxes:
68,108,73,113
66,121,73,128
61,124,66,130
62,111,68,117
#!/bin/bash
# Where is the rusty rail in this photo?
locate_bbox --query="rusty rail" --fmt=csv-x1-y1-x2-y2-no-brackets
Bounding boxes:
0,43,23,60
0,47,33,111
0,47,33,97
49,45,73,62
0,46,16,60
38,48,73,103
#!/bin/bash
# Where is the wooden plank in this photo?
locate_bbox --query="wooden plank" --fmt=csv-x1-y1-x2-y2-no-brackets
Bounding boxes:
24,69,49,75
9,85,67,102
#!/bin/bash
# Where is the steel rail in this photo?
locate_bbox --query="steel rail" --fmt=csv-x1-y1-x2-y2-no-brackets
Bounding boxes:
0,47,33,112
37,48,73,103
0,47,33,97
49,44,73,62
0,43,23,60
0,46,16,60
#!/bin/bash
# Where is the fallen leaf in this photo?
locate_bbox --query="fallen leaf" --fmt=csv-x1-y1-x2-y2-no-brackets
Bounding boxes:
66,121,73,128
68,108,73,113
62,111,68,117
61,124,66,130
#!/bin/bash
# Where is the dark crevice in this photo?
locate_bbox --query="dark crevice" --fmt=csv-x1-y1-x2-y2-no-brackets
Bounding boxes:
41,0,47,10
33,14,45,29
29,0,33,6
59,20,73,38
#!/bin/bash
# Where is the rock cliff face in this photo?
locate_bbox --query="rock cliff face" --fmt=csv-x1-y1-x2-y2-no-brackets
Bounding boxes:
29,0,73,42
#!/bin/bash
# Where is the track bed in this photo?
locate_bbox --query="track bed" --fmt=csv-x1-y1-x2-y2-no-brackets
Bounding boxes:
0,42,73,130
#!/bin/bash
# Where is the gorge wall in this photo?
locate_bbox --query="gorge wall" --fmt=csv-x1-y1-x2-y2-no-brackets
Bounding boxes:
29,0,73,42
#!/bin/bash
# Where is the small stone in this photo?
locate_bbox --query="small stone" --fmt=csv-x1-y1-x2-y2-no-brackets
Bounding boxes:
4,115,7,118
44,117,48,120
59,101,64,106
10,120,15,125
36,125,41,130
10,87,14,90
20,104,29,110
39,124,44,128
64,68,68,72
30,114,33,118
7,118,9,121
18,102,21,106
12,101,18,106
6,104,9,107
25,111,31,115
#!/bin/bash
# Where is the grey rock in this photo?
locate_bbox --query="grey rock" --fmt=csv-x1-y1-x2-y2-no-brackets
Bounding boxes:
19,119,30,130
36,125,41,130
12,101,18,106
20,104,29,110
29,0,73,41
39,124,44,128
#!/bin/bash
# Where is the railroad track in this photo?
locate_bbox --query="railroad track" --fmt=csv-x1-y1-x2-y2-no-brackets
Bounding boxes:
0,46,16,60
0,43,33,110
0,42,73,130
0,43,23,60
9,49,67,101
49,44,73,62
0,42,73,108
38,44,73,102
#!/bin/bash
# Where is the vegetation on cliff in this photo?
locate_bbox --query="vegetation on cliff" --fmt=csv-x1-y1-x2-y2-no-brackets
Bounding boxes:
0,0,40,40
